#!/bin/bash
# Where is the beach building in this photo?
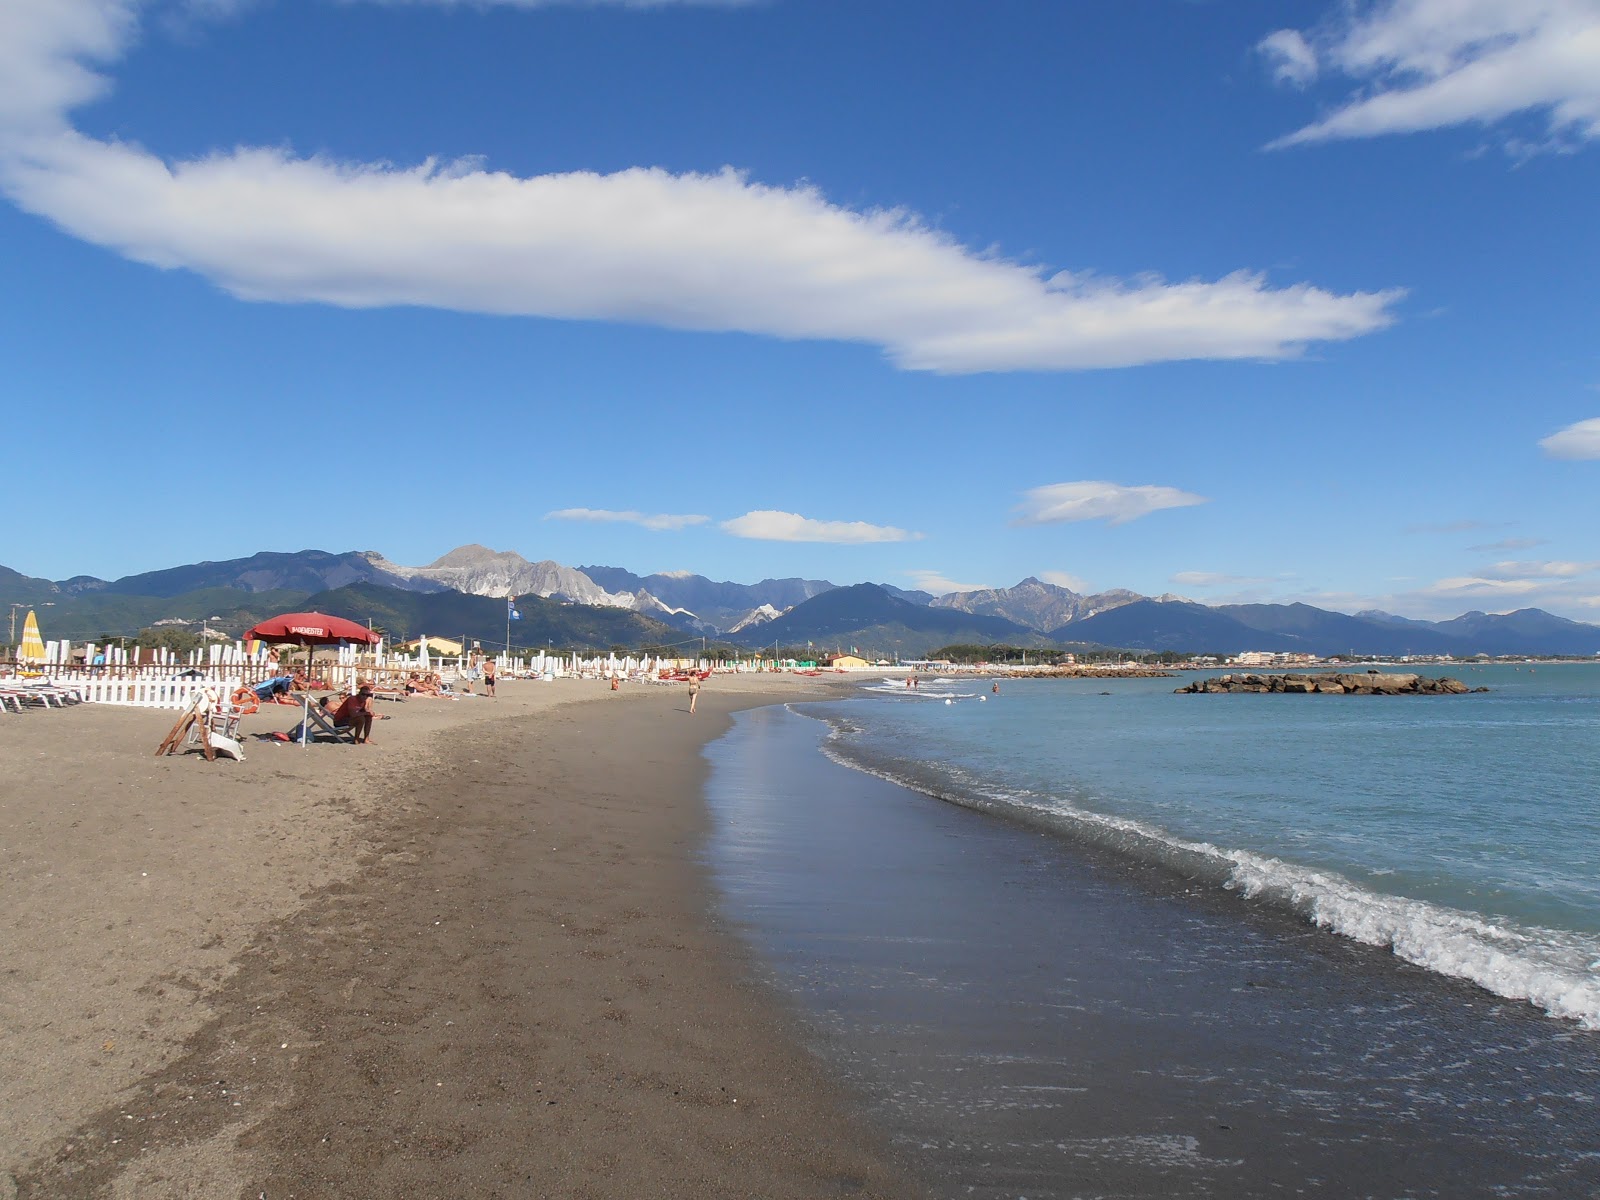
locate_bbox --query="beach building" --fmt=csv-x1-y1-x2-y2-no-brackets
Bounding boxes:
1232,651,1279,667
827,654,871,669
400,635,465,656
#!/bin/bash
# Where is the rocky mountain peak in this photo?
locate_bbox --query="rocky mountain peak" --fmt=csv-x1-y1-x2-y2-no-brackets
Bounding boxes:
428,544,521,570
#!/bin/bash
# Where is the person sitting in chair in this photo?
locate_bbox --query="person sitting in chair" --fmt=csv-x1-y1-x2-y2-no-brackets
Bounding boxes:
288,696,338,742
333,682,381,744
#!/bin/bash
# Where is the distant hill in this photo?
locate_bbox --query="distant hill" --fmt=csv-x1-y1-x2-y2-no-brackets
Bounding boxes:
1054,599,1279,655
8,588,311,642
1056,598,1600,657
728,583,1047,657
1431,609,1600,657
0,565,65,606
98,550,433,598
1212,602,1463,657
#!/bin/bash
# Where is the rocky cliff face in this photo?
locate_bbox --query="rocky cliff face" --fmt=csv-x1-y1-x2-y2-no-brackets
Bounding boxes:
727,603,786,633
931,577,1145,631
578,566,834,626
367,546,635,608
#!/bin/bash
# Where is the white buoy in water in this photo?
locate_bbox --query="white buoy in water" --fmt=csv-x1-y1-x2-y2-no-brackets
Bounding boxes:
944,698,953,705
979,695,987,701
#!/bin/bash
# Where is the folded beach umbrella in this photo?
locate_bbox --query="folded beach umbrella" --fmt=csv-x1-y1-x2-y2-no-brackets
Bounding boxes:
18,609,46,663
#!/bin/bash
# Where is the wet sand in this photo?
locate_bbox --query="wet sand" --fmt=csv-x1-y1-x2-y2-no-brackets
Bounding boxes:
1,676,918,1198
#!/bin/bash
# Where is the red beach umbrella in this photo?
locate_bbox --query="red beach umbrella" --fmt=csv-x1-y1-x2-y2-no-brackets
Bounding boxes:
244,611,380,646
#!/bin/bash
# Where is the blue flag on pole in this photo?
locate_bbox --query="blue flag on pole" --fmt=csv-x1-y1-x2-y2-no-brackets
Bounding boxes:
508,595,521,620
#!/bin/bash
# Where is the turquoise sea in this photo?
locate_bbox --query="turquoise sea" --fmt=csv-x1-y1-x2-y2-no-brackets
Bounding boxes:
823,663,1600,1027
703,664,1600,1196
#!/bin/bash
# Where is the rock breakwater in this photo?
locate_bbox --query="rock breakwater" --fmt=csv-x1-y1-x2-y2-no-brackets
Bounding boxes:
1176,671,1487,695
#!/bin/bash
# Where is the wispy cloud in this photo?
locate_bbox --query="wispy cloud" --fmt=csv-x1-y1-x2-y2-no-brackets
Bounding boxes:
1422,575,1547,597
721,510,921,544
1540,416,1600,459
905,569,991,596
1404,519,1496,535
1264,1,1600,151
1467,536,1548,552
1013,481,1208,527
1478,559,1600,579
1258,29,1318,88
0,0,1402,374
360,0,753,6
545,507,709,531
1170,570,1271,588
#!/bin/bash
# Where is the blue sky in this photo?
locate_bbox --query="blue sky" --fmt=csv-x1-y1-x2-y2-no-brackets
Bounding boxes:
2,0,1597,619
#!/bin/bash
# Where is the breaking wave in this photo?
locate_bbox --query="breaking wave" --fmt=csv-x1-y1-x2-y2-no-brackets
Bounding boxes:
806,707,1600,1031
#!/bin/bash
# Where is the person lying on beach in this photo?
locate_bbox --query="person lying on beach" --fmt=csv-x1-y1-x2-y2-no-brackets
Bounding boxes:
405,672,450,696
252,675,296,703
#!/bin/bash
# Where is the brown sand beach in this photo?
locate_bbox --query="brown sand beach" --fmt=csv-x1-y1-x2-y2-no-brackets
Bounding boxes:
1,676,920,1199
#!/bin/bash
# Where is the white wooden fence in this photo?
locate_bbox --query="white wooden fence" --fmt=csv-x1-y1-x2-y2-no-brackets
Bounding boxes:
13,634,768,709
64,675,243,708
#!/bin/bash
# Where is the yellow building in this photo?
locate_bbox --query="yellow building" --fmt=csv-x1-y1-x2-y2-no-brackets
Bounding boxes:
401,635,465,656
828,654,870,669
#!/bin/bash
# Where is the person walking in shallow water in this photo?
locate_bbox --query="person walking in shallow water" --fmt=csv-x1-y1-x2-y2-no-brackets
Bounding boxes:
688,673,701,714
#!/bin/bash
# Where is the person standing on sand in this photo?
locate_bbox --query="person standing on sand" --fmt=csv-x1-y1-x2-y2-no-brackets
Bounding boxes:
483,657,497,698
688,673,701,714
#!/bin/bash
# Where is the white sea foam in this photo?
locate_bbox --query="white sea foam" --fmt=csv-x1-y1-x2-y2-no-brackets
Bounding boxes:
859,678,981,700
811,712,1600,1030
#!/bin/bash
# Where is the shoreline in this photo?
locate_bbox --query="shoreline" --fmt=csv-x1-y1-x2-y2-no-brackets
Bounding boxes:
705,702,1600,1198
4,675,917,1198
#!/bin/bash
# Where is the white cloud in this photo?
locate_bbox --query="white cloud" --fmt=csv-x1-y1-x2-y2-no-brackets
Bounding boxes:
720,510,921,544
1265,1,1600,150
0,0,1402,374
1012,481,1208,527
1039,570,1092,592
904,569,992,596
545,507,709,531
1540,416,1600,459
1479,559,1599,579
1423,575,1545,597
1467,536,1547,552
1258,29,1319,88
1170,570,1271,588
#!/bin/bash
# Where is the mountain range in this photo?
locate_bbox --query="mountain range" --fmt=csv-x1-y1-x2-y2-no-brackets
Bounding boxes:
4,547,1599,659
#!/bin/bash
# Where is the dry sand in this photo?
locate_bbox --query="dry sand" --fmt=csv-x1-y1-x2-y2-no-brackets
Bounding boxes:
0,674,920,1198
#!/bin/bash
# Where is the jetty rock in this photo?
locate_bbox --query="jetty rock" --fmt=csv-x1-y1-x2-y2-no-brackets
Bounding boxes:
1175,670,1485,696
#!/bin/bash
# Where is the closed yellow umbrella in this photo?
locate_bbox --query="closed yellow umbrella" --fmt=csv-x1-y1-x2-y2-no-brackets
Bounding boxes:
18,609,46,663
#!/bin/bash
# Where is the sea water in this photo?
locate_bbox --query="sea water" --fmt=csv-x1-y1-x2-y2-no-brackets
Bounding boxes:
824,664,1600,1028
702,670,1600,1197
